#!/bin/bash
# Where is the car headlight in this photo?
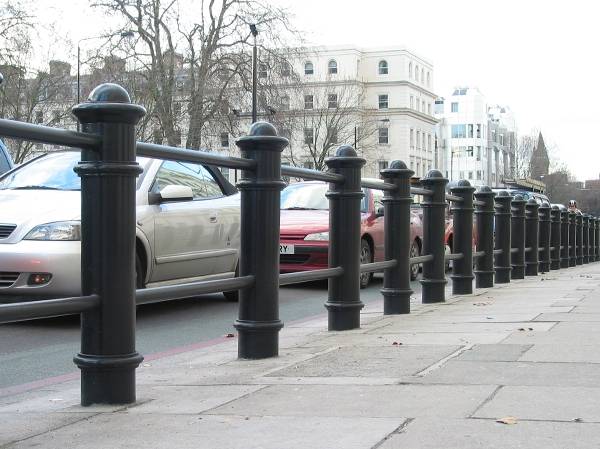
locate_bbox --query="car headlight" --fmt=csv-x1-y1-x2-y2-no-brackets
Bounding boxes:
24,221,81,241
304,231,329,241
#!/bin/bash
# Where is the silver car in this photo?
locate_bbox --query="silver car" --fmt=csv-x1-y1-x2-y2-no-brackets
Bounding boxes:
0,151,240,303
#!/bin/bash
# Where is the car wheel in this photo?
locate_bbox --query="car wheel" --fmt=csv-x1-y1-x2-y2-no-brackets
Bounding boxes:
410,240,420,281
224,265,239,302
359,239,373,289
135,252,145,290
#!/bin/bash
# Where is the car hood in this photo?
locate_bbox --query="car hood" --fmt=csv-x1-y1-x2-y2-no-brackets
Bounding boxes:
280,209,369,236
0,190,80,242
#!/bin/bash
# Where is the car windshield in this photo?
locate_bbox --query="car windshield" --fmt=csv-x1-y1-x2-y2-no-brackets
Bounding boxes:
281,183,329,210
0,152,151,191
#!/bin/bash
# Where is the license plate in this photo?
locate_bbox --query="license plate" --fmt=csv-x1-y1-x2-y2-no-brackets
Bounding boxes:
280,244,295,254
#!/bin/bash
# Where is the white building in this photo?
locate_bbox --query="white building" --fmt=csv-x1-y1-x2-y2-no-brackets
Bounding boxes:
253,45,438,179
435,87,516,187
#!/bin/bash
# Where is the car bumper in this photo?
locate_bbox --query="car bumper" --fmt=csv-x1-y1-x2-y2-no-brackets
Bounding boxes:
0,240,81,302
279,241,329,272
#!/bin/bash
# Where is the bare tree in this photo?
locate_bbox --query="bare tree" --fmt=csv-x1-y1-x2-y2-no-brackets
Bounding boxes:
513,132,537,179
92,0,299,149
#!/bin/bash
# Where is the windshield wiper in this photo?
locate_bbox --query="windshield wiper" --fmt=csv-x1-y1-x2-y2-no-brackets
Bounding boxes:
281,206,322,210
10,185,61,190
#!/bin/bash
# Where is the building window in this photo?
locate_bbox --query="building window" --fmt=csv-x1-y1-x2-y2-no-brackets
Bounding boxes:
304,61,314,75
427,103,431,115
422,132,425,150
451,124,466,138
258,63,268,78
304,94,314,110
378,127,389,144
427,72,430,87
476,170,482,180
408,62,413,79
378,94,389,109
459,171,465,179
428,134,432,151
468,171,473,180
328,93,338,109
410,96,414,109
415,65,419,82
35,111,44,123
378,160,389,171
328,59,338,74
220,132,229,148
327,127,338,144
281,61,291,77
476,146,481,161
378,60,388,75
416,162,421,176
410,128,414,148
499,134,504,145
304,128,314,145
421,68,424,84
416,131,421,149
451,102,459,113
280,95,290,111
476,124,481,138
468,124,473,138
422,100,425,112
467,146,474,157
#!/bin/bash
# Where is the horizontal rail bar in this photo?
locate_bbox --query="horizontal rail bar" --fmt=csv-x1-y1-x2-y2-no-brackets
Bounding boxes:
538,247,546,252
279,267,344,286
473,251,485,258
0,294,99,324
445,194,464,203
136,275,255,305
137,142,255,170
359,260,397,273
281,165,345,183
473,200,486,207
360,180,396,192
525,247,532,253
410,254,434,265
550,246,556,251
444,252,464,261
0,119,101,150
410,187,433,197
493,249,503,255
511,248,519,254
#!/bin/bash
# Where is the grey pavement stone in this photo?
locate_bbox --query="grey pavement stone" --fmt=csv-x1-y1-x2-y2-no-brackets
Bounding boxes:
7,414,403,449
207,384,496,419
369,321,555,334
535,312,600,322
518,344,600,363
414,360,600,387
474,386,600,422
503,321,600,345
455,344,532,362
267,345,461,378
0,412,95,446
379,418,600,449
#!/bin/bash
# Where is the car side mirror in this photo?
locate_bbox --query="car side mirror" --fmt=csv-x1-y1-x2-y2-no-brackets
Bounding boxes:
375,205,385,217
157,185,194,202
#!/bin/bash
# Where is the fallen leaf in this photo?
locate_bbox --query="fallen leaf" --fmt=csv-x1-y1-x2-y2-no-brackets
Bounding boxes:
528,327,534,331
496,416,518,425
518,328,526,331
392,341,402,346
572,418,584,423
224,333,235,338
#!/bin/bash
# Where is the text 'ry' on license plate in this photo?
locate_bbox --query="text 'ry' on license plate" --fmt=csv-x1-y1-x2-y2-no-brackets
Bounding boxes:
280,244,295,254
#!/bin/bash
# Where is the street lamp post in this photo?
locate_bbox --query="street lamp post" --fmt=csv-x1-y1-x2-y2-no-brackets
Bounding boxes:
249,24,258,124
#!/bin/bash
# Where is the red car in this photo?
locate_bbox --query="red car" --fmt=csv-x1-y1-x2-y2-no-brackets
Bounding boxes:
279,181,424,287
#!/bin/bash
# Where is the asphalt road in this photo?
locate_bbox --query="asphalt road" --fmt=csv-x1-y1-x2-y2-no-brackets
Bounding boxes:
0,276,422,390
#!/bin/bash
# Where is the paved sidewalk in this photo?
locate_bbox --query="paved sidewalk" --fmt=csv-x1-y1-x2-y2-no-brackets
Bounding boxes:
2,264,600,448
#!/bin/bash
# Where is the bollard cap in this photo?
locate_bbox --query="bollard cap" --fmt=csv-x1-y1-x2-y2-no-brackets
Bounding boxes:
551,204,560,210
248,121,278,137
424,169,444,179
497,190,510,197
335,144,357,157
381,160,414,179
389,160,407,170
540,201,550,208
72,83,146,125
236,121,289,153
512,194,525,202
88,83,131,103
325,144,366,169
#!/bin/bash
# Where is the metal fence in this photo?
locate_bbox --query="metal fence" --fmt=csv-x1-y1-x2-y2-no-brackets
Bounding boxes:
1,83,599,406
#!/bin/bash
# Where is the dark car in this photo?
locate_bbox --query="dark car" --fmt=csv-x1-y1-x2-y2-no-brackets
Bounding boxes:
0,139,13,175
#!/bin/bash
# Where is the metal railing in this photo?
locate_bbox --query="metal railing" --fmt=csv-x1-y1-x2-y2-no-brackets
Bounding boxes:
0,83,599,407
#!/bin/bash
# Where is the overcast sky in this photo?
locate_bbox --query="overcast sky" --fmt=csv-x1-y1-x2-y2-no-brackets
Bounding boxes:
34,0,600,181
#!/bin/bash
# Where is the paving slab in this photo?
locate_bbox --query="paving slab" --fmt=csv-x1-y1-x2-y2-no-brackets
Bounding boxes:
518,344,600,363
455,344,533,362
0,412,95,446
6,414,403,449
474,386,600,422
207,384,496,419
379,418,600,449
534,312,600,322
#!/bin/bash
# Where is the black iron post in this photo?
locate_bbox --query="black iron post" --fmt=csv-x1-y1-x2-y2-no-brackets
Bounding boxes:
420,170,448,303
569,211,577,267
325,145,365,330
596,218,600,262
494,191,512,283
582,214,590,264
524,199,539,276
381,160,414,314
561,208,570,268
539,202,551,273
550,205,561,270
72,83,146,406
592,217,598,262
450,180,475,295
511,195,526,279
234,122,287,359
576,211,583,265
474,186,495,288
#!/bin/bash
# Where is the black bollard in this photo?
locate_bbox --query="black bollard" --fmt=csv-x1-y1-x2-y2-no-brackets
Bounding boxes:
596,218,600,262
576,211,583,265
474,186,495,288
235,122,287,359
72,84,146,406
582,214,590,264
450,180,475,295
560,208,570,268
592,217,598,262
325,145,366,330
381,160,414,315
511,195,526,279
494,191,512,283
550,205,561,270
569,211,577,267
420,170,448,303
538,202,551,273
